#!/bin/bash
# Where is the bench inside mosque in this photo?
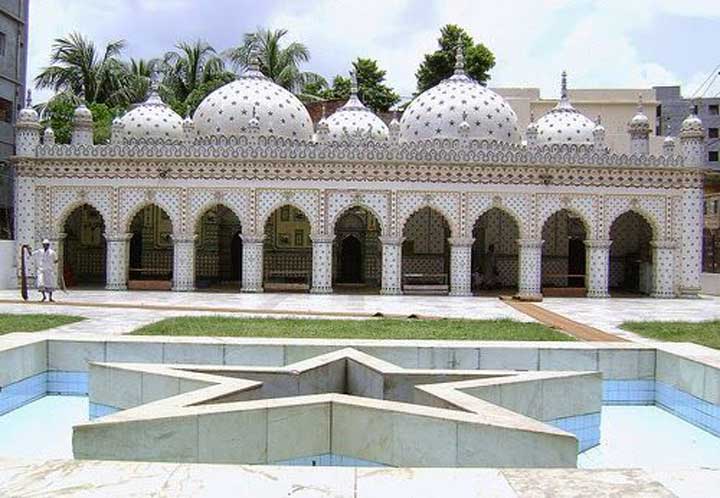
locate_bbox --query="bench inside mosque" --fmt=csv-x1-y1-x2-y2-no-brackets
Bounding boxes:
263,270,310,292
402,272,450,294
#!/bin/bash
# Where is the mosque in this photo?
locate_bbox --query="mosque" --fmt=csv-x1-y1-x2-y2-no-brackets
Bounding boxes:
13,48,706,299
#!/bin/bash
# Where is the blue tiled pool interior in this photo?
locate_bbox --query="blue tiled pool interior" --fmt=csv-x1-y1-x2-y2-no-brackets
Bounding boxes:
1,372,720,466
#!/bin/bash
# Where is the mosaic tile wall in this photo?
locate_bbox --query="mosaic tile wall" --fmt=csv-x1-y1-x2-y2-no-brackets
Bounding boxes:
402,207,449,275
0,371,88,416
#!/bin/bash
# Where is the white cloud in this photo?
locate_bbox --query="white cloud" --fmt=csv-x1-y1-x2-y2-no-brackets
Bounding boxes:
27,0,720,103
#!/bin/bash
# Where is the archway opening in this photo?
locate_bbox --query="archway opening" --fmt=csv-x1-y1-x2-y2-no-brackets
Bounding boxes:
263,205,312,292
471,208,519,295
128,204,173,290
401,207,450,294
194,205,242,291
541,209,587,296
333,207,381,292
62,204,106,288
609,211,654,295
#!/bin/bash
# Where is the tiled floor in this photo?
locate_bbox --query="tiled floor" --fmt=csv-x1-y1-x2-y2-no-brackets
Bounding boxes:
538,296,720,342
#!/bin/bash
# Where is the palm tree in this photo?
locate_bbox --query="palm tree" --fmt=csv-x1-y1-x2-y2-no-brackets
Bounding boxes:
226,28,325,92
162,40,225,103
34,32,127,105
112,58,161,106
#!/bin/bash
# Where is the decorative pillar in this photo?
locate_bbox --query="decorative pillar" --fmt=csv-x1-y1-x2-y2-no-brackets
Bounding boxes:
584,239,612,298
104,232,132,290
651,240,676,298
516,239,543,301
310,234,334,294
449,237,474,296
171,233,196,291
241,234,264,293
71,104,94,145
379,236,403,295
677,188,703,298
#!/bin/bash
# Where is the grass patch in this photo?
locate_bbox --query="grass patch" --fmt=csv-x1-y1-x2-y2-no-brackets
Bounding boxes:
0,313,85,335
132,316,572,341
621,320,720,350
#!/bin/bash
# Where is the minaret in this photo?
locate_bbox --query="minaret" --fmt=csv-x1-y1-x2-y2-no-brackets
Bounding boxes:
663,136,676,156
679,104,706,167
526,112,538,147
111,116,124,144
628,94,650,156
388,109,401,144
15,90,40,156
593,115,606,149
71,103,94,145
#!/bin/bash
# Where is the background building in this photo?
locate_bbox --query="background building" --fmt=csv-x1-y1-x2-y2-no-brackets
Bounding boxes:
0,0,28,239
655,85,720,170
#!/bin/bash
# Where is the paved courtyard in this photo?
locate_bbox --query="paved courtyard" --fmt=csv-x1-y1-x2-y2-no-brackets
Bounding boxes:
1,289,720,339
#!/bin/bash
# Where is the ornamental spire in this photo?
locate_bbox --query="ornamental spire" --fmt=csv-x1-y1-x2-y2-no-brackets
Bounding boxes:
636,93,644,114
25,89,32,108
560,70,568,101
454,43,465,76
350,69,358,96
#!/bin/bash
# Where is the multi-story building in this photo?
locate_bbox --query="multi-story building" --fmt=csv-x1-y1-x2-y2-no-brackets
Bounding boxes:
0,0,28,239
655,85,720,170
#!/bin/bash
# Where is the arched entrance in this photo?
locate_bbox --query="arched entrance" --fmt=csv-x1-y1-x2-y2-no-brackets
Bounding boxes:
401,207,450,294
471,208,519,294
333,206,381,292
194,205,242,291
609,211,654,295
128,204,173,290
62,204,106,288
541,209,587,296
263,205,312,292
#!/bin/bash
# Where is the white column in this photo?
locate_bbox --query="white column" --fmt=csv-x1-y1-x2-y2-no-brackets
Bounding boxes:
449,237,474,296
678,188,703,298
104,232,132,290
651,240,676,298
379,236,403,295
171,233,196,292
584,239,612,298
241,234,264,293
310,234,334,294
517,239,543,300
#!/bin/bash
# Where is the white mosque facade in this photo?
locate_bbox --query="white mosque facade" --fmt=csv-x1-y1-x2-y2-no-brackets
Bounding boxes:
13,51,706,299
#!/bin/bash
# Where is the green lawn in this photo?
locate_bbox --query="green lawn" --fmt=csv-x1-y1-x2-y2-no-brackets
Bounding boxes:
621,320,720,350
0,313,85,335
132,316,572,341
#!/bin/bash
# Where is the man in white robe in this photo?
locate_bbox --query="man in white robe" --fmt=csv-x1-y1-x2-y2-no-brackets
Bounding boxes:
32,239,58,302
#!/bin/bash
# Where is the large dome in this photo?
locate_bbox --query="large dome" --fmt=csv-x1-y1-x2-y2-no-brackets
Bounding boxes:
535,72,595,145
119,87,184,141
400,48,519,143
324,71,389,141
194,64,313,140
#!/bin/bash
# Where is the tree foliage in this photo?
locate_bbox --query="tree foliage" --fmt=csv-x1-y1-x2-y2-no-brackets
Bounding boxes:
304,58,400,112
226,28,325,92
415,24,496,92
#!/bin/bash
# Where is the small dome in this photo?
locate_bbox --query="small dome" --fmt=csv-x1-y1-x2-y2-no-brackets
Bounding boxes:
400,46,520,143
628,96,650,136
535,72,595,145
680,110,704,139
17,90,38,126
324,70,388,142
73,104,93,123
194,62,313,140
119,87,183,141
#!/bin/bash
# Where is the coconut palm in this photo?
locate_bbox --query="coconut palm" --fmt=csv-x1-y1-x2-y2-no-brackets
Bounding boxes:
161,40,226,103
226,28,325,92
112,58,162,106
34,32,127,105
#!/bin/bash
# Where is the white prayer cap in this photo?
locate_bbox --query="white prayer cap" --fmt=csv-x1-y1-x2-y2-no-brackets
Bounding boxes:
42,238,50,244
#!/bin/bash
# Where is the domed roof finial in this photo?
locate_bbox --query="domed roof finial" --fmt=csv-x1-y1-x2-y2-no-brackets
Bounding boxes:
350,69,359,96
25,89,32,108
529,111,535,123
454,43,465,76
560,71,568,101
636,93,644,114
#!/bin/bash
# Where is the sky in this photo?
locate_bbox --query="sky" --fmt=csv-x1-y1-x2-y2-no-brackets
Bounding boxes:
27,0,720,104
